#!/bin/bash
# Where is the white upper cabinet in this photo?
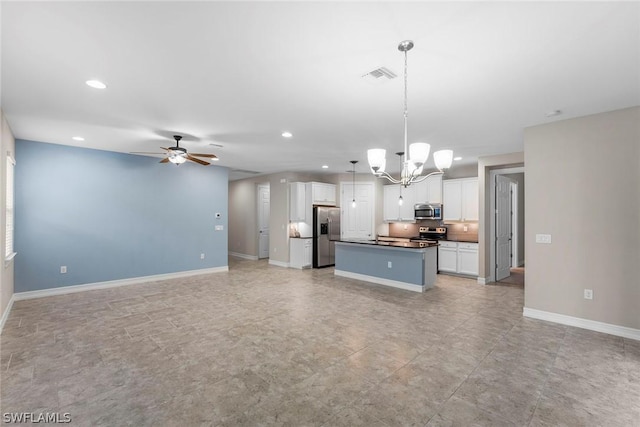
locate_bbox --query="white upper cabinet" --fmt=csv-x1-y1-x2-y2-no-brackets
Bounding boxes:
289,182,307,221
443,180,462,221
461,179,479,221
443,177,479,222
413,175,442,204
383,184,416,222
383,185,401,221
307,182,336,205
399,184,417,220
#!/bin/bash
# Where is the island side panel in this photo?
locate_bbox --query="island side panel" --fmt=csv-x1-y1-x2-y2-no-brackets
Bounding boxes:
335,243,425,287
423,246,437,289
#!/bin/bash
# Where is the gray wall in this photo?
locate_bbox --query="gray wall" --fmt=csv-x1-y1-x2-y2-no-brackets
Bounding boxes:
15,139,229,292
228,178,261,258
478,152,525,280
1,110,16,321
524,106,640,329
229,171,384,264
229,171,328,263
442,163,478,179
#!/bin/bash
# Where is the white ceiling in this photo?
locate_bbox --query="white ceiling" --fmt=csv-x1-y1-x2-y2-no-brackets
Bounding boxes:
2,2,639,180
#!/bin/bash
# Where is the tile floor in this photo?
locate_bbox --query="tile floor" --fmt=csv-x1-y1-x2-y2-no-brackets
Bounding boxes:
1,257,639,426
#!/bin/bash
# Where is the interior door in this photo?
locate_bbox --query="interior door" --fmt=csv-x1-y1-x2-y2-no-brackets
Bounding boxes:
495,175,512,280
258,184,270,259
341,182,374,239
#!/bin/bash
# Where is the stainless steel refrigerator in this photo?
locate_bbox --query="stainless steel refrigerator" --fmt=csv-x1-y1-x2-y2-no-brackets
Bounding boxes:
313,206,341,268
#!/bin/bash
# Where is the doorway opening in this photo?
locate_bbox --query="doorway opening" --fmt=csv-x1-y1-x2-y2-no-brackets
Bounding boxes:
257,183,270,259
489,167,525,286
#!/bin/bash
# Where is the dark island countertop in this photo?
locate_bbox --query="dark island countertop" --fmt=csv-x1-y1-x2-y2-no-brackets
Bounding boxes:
339,239,438,249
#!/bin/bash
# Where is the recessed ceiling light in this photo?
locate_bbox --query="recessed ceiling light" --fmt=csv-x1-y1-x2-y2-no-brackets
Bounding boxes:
281,131,293,138
322,165,329,169
546,109,562,117
86,80,107,89
453,156,462,161
72,136,85,141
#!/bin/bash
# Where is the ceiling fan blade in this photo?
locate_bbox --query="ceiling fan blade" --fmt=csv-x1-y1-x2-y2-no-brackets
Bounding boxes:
189,153,218,158
160,147,171,151
159,158,170,163
187,155,210,166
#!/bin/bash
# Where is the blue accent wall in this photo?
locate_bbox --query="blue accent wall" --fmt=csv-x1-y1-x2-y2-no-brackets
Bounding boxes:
15,139,228,292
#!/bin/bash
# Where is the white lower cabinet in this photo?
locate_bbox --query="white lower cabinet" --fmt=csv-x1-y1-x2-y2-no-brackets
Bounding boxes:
438,241,478,276
438,241,458,273
290,238,312,269
457,243,479,276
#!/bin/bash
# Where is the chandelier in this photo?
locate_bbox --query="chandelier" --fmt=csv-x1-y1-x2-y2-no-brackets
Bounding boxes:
367,40,453,187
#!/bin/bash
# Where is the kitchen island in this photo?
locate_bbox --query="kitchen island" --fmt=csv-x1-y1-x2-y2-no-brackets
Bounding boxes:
334,240,437,292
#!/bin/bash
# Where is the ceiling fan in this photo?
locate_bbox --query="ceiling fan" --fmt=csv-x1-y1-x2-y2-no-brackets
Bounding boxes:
132,135,218,166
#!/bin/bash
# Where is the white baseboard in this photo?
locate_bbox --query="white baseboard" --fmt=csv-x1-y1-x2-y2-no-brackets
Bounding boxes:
0,294,16,335
229,252,259,261
13,266,229,301
334,269,424,293
523,307,640,341
477,277,487,285
268,259,289,268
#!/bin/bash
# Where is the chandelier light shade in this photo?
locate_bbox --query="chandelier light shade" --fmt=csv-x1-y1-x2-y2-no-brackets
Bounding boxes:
409,142,430,168
367,149,386,174
367,40,453,187
433,149,453,171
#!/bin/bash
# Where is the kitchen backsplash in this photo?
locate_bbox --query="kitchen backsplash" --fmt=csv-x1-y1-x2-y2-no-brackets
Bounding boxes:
446,223,479,242
386,221,478,242
387,220,441,238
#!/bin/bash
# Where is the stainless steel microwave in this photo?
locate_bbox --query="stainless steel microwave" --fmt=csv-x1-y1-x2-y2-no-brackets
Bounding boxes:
414,204,442,220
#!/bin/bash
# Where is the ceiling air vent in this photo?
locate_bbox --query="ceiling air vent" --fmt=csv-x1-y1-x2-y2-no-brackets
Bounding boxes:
362,67,397,84
231,169,261,175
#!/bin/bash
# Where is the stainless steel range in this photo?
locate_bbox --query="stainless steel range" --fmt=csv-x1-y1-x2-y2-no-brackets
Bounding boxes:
410,227,447,272
410,226,447,243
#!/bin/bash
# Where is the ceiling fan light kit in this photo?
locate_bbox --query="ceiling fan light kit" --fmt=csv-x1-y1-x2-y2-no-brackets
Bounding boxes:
130,135,218,166
367,40,454,187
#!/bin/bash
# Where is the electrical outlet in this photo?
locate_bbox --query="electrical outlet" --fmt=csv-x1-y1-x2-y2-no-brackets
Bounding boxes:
463,225,468,232
215,225,223,231
387,261,392,269
200,253,205,260
584,289,593,300
536,234,552,244
60,266,67,274
403,224,408,230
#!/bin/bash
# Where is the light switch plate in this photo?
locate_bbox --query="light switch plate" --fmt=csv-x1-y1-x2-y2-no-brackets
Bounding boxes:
215,225,224,231
535,234,552,244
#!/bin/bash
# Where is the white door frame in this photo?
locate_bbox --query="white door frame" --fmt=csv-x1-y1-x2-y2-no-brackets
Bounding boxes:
511,181,519,268
489,167,524,283
257,183,270,259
